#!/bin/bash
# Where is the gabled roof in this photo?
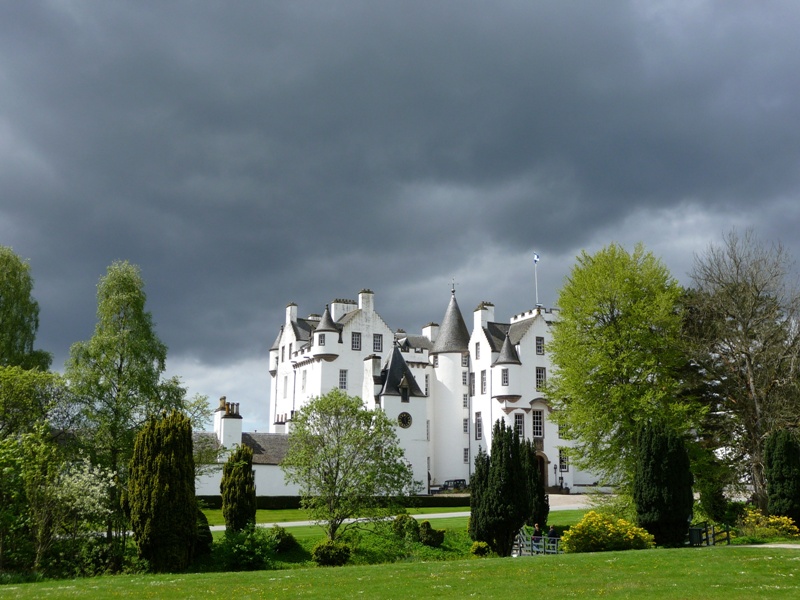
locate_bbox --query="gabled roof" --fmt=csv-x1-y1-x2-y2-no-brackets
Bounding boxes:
430,292,470,355
493,333,522,366
395,333,432,351
269,326,284,351
379,345,425,397
292,318,316,342
193,432,290,466
337,309,362,325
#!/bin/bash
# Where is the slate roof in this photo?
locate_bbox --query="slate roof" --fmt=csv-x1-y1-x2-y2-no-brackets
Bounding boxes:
193,431,290,466
429,292,470,355
395,333,432,351
379,345,426,397
493,333,522,365
315,305,340,333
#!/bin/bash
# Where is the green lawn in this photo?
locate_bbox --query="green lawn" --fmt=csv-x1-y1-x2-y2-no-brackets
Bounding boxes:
3,546,799,599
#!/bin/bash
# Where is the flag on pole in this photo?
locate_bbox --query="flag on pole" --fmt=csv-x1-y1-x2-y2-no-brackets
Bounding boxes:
533,253,540,264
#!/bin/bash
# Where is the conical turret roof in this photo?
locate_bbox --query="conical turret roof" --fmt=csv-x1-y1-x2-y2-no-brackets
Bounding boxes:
430,291,470,355
315,305,339,333
493,333,521,365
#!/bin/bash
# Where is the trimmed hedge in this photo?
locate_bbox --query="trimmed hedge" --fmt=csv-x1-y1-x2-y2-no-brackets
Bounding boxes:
196,494,469,511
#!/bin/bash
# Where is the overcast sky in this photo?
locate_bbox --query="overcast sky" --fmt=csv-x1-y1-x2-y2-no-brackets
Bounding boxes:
3,1,800,431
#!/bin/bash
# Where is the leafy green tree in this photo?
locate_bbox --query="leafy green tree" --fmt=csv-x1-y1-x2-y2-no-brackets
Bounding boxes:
127,411,196,572
221,445,257,533
548,242,700,489
687,229,800,510
281,389,417,541
468,420,528,556
0,246,51,370
0,367,74,440
0,435,28,571
764,429,800,527
521,439,549,528
633,420,694,547
65,261,182,567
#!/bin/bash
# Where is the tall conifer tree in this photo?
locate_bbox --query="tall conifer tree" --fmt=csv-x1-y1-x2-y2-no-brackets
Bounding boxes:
221,445,257,533
127,411,197,572
764,429,800,526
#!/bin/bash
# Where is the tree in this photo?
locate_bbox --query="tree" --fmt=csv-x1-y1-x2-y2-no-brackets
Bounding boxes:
521,439,549,528
0,367,75,440
763,429,800,526
548,243,701,489
221,445,257,533
0,246,51,370
65,261,181,568
633,420,694,547
468,420,528,556
281,389,417,541
126,411,196,572
687,229,800,510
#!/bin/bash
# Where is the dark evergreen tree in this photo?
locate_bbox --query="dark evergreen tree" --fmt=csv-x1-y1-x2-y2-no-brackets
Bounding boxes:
521,439,549,528
469,421,527,556
633,420,694,547
468,447,490,543
764,429,800,527
221,444,257,533
127,411,197,572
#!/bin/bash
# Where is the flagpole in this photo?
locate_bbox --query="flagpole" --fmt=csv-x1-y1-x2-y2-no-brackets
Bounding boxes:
534,252,541,307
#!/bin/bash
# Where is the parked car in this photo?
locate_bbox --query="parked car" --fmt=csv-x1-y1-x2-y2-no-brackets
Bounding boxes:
441,479,467,491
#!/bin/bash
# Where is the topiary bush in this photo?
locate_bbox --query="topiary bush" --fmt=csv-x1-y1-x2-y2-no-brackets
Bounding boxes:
392,513,421,542
560,511,654,553
470,541,491,557
312,540,351,566
419,520,445,548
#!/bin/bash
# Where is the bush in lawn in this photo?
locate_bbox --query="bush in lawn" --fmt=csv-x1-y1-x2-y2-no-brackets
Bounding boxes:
312,540,351,566
265,525,298,553
419,520,445,548
221,445,257,533
561,511,654,553
470,541,491,557
218,526,275,571
392,514,421,542
737,506,800,540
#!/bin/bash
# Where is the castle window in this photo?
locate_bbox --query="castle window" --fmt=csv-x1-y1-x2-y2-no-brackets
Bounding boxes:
462,354,469,367
514,413,524,438
463,393,468,408
463,418,469,433
338,369,348,390
536,336,545,355
475,342,481,360
281,346,285,362
319,333,326,347
289,343,292,357
480,370,487,394
475,412,483,440
469,372,475,396
462,371,468,386
425,374,430,395
373,333,383,353
560,449,570,472
536,367,546,391
501,368,509,386
463,448,469,463
532,410,543,438
433,355,439,367
352,332,361,351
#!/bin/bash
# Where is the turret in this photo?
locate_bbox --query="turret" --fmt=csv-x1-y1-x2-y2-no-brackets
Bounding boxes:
312,305,340,361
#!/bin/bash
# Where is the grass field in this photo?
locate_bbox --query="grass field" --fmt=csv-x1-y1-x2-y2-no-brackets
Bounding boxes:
2,546,799,599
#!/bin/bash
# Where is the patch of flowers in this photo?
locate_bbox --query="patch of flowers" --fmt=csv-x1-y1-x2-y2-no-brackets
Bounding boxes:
738,507,800,539
560,511,654,553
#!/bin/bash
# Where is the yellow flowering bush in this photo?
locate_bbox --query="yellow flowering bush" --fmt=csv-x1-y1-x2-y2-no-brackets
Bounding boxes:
738,507,800,539
560,511,655,553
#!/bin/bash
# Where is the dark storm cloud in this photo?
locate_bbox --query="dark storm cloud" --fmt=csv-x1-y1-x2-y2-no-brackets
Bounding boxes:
2,1,800,426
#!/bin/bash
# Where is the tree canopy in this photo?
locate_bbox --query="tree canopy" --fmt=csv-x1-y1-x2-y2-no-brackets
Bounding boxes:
0,246,51,370
281,389,417,541
687,229,800,509
547,242,702,488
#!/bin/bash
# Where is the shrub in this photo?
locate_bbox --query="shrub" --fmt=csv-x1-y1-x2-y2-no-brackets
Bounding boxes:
738,506,800,540
392,514,421,542
218,526,274,571
221,445,257,533
312,540,351,567
266,525,298,553
560,511,654,553
195,508,213,557
470,541,491,557
418,520,445,548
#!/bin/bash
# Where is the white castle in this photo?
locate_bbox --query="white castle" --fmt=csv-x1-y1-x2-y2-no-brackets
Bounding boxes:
250,288,597,494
